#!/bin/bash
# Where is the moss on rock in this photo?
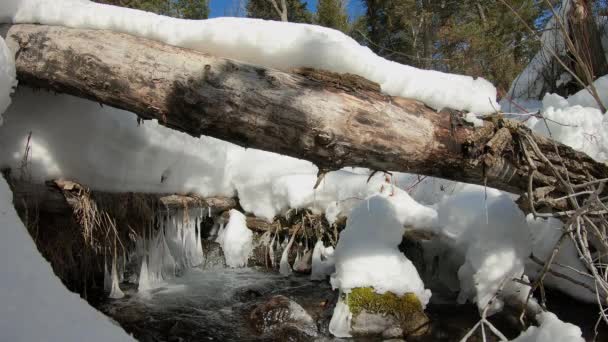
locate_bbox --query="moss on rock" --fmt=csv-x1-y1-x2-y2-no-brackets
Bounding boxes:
345,287,430,337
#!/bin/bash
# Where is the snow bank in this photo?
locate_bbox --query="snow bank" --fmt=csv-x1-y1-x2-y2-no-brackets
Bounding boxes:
330,189,434,305
526,215,597,303
510,312,584,342
0,36,17,124
427,182,597,311
5,0,498,114
0,89,236,196
0,90,405,222
435,186,532,314
217,209,253,268
0,177,134,341
526,93,608,162
567,75,608,110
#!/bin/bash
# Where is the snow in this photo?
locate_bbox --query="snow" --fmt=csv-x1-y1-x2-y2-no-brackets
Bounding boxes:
0,36,17,124
464,112,485,127
217,209,253,268
0,176,134,341
0,89,236,195
435,186,532,314
567,75,608,110
509,312,584,342
4,0,498,114
0,1,598,339
525,93,608,162
330,189,433,305
526,215,597,303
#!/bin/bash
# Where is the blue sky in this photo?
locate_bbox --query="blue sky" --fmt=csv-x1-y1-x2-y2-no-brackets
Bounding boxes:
209,0,365,19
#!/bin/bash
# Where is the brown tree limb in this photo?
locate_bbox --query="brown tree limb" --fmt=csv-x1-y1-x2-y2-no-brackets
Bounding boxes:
3,24,608,202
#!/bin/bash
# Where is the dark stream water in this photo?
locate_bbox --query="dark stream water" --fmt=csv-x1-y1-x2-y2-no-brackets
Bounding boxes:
97,265,579,342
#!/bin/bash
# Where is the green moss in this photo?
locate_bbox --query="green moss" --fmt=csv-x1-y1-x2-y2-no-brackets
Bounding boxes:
345,287,422,317
345,287,430,336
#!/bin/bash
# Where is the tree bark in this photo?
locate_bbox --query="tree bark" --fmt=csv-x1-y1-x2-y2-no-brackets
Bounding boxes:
568,0,608,83
4,24,608,203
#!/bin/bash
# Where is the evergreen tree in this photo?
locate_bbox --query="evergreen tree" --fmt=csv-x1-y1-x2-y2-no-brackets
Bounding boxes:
93,0,209,19
357,0,541,93
246,0,313,23
436,0,541,93
316,0,349,32
175,0,209,19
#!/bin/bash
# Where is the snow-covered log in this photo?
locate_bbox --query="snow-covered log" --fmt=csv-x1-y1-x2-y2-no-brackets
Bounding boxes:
4,24,608,202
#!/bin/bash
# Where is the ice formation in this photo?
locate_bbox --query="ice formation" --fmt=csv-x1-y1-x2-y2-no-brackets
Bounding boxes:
164,209,206,269
138,227,177,291
217,210,253,268
509,312,584,342
109,259,125,299
0,36,16,123
279,232,297,276
137,208,206,291
328,300,353,338
310,240,335,281
4,0,498,114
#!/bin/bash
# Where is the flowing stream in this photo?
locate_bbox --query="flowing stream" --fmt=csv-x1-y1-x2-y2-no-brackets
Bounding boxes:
96,265,545,342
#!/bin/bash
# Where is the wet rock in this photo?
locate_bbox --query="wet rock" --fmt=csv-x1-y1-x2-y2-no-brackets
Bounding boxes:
234,287,265,301
248,295,318,339
351,310,402,336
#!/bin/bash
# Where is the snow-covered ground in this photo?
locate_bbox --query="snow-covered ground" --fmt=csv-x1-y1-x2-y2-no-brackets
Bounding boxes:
0,175,134,341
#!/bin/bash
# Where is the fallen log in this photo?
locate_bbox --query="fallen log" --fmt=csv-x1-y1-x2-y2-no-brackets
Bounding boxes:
3,24,608,205
8,178,237,218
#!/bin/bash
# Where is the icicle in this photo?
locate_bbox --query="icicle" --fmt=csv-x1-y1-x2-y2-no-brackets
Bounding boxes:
208,206,211,218
138,257,151,291
294,244,302,266
109,256,125,299
311,240,335,280
215,223,226,245
160,228,177,279
294,240,313,273
269,232,277,268
329,295,352,338
279,231,297,276
103,255,112,293
195,217,204,267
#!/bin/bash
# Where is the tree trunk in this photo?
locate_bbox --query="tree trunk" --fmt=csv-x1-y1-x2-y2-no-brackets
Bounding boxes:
4,24,608,206
568,0,608,82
